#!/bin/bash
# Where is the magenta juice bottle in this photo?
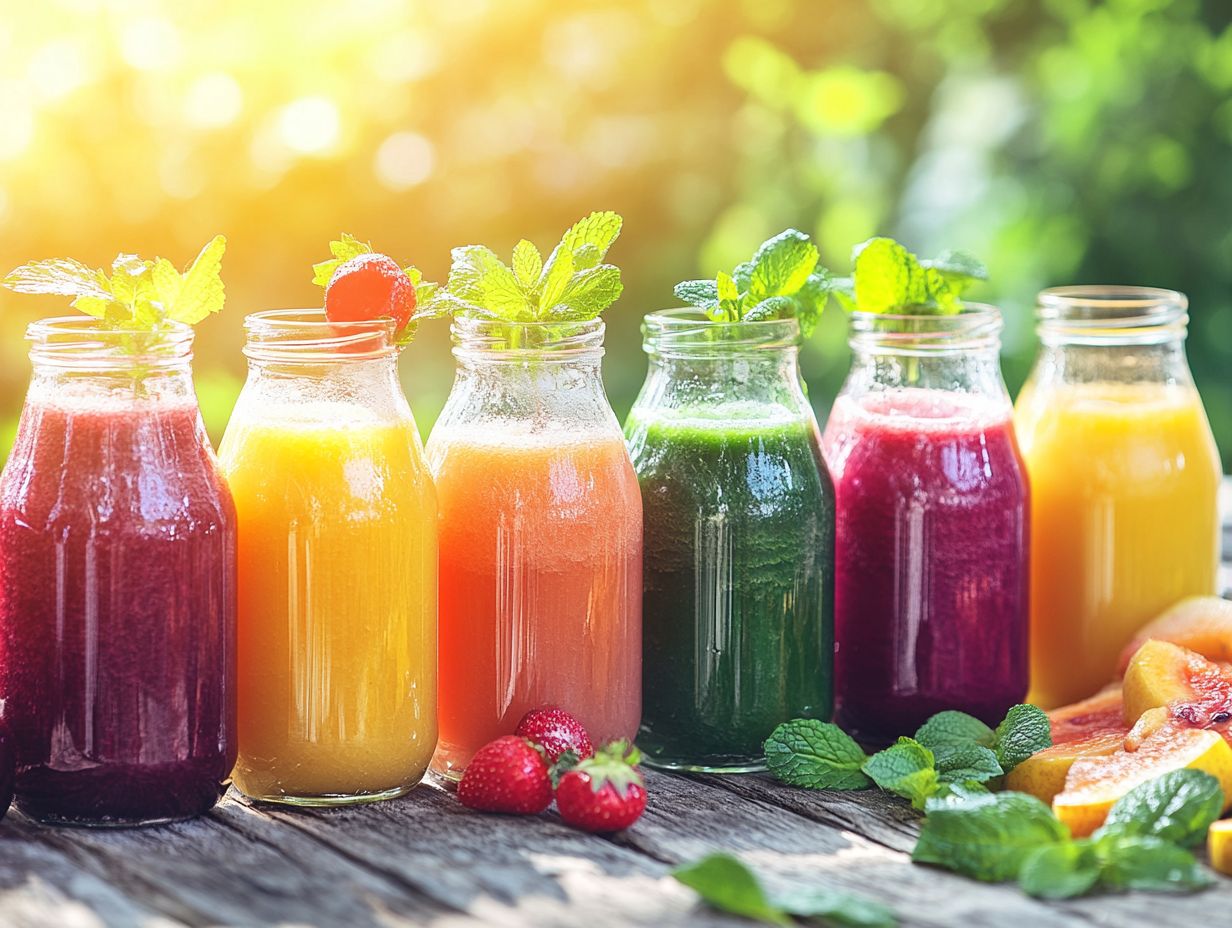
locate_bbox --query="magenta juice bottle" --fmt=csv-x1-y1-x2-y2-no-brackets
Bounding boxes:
0,319,236,825
822,307,1029,744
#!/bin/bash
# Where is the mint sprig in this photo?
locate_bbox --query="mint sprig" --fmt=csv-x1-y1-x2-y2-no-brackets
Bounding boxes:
764,704,1051,807
672,854,896,927
913,770,1221,899
3,235,228,331
831,237,986,315
431,211,623,323
673,229,831,336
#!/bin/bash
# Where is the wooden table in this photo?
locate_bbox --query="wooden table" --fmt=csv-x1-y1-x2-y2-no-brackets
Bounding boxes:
5,498,1232,927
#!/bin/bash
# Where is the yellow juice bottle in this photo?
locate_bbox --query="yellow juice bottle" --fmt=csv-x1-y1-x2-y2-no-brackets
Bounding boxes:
1015,288,1221,708
219,311,437,805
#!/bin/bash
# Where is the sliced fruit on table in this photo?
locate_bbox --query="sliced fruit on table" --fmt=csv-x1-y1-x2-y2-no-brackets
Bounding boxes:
1119,597,1232,673
1122,639,1232,732
1005,686,1129,804
1209,819,1232,876
1053,723,1232,837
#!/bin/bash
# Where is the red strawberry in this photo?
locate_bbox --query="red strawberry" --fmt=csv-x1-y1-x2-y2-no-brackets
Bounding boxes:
554,741,647,833
457,736,553,815
325,253,417,333
514,707,594,763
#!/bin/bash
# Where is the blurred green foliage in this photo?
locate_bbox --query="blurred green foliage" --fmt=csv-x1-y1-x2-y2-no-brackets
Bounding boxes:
1,0,1230,464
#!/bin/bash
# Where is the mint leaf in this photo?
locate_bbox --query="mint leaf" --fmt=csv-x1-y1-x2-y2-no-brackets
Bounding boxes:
673,854,896,928
1096,834,1213,892
716,270,741,319
312,233,372,286
672,854,790,926
550,265,622,319
743,296,796,323
168,234,226,324
747,229,819,304
926,780,991,810
795,270,832,337
1018,841,1102,899
1099,770,1224,848
993,705,1052,772
763,719,870,790
512,239,542,290
673,279,719,308
933,744,1003,785
921,250,987,292
862,738,939,809
914,711,995,752
3,258,112,300
772,887,897,927
448,245,532,320
558,210,623,264
912,791,1069,881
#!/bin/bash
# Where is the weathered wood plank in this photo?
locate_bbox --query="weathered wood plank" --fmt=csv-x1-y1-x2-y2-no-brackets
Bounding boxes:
253,779,730,927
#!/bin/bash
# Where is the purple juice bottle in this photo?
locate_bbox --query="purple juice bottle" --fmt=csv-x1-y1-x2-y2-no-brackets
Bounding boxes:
0,318,236,825
822,307,1029,744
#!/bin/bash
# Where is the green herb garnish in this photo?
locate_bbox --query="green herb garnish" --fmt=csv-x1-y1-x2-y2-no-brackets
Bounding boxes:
429,211,623,322
672,853,896,927
912,770,1221,898
831,237,987,314
3,235,228,331
764,704,1051,807
673,229,831,335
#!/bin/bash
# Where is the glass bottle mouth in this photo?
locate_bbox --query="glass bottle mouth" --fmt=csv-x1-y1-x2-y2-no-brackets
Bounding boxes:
1036,286,1188,346
243,309,398,362
26,316,195,370
849,304,1003,356
641,308,801,358
450,316,605,362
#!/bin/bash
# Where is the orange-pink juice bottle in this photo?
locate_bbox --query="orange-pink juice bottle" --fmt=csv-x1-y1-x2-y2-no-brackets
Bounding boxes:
427,318,642,780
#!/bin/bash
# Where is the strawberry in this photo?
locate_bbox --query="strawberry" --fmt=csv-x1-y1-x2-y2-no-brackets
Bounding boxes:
554,741,647,833
457,736,553,815
514,707,594,763
325,252,416,333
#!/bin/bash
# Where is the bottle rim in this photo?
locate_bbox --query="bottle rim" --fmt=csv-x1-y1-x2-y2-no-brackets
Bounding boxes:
243,309,399,362
641,307,802,358
450,315,605,362
848,303,1003,355
26,316,195,370
1036,285,1188,346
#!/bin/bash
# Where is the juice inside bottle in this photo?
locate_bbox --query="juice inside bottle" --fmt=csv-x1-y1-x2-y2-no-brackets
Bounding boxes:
429,426,642,778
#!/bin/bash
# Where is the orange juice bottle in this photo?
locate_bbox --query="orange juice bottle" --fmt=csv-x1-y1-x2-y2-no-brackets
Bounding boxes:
427,319,642,780
1015,287,1222,708
219,312,437,805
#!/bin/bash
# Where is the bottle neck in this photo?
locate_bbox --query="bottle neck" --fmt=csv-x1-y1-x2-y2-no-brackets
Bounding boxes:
636,348,810,417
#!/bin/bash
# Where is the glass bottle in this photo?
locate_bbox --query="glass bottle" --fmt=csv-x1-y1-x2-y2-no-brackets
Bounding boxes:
625,309,834,772
427,318,642,781
0,318,236,825
822,306,1030,744
1015,287,1221,709
218,311,437,805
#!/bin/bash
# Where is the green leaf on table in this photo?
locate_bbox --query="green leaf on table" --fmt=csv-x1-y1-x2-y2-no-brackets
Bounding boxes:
862,738,939,809
1018,840,1102,899
914,711,995,752
912,791,1069,881
764,719,871,790
933,744,1004,785
672,854,897,927
1098,770,1225,848
1095,834,1213,892
672,854,791,925
992,705,1052,772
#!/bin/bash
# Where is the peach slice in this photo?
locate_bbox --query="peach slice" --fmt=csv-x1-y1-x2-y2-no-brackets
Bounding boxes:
1209,820,1232,876
1118,597,1232,673
1121,639,1232,726
1053,725,1232,837
1005,686,1128,804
